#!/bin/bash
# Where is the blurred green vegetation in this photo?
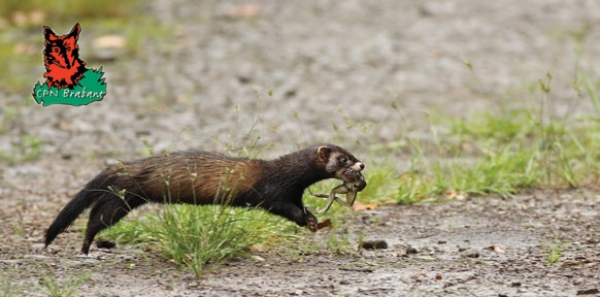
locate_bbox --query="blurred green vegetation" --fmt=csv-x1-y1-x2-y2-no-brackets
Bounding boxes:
0,0,137,25
0,0,171,94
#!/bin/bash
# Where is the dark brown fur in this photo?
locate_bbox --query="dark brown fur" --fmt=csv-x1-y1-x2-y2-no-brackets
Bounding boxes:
45,144,365,254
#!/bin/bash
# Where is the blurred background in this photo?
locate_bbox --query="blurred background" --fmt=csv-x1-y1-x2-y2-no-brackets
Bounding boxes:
1,0,599,187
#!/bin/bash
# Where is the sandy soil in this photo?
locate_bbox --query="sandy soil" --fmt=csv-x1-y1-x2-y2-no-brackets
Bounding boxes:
1,0,599,296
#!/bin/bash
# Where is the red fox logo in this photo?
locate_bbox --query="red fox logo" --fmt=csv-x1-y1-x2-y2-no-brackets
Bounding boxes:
43,23,87,89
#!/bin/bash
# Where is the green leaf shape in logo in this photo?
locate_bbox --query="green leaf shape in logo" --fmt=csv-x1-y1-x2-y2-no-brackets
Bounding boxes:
33,67,107,106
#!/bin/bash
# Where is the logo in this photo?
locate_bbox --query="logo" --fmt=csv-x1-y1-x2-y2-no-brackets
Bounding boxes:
32,23,107,106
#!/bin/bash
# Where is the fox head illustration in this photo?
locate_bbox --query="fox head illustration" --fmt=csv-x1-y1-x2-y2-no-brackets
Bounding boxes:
43,23,87,89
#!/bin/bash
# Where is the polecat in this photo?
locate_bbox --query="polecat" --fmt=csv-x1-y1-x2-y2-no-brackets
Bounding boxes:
44,144,366,254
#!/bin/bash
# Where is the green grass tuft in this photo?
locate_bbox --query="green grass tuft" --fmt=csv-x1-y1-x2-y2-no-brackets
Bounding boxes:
101,205,300,278
36,270,90,297
545,238,571,265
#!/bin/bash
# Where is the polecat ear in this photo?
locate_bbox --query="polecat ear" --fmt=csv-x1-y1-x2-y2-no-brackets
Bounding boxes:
317,145,332,162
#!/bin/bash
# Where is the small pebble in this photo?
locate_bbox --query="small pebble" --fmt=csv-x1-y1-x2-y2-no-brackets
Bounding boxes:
406,246,418,254
361,240,388,250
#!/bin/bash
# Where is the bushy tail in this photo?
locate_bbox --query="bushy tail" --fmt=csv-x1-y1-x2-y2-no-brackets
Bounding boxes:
44,174,111,247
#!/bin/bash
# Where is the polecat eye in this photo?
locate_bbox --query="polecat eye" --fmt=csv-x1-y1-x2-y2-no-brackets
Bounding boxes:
340,157,348,163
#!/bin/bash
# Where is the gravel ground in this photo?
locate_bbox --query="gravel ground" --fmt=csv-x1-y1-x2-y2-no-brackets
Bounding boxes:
1,0,600,296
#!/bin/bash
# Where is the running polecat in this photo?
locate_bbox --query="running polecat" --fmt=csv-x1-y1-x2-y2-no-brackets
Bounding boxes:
45,144,366,254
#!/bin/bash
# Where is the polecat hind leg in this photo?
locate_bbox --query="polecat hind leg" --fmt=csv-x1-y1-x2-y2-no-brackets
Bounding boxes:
81,194,147,254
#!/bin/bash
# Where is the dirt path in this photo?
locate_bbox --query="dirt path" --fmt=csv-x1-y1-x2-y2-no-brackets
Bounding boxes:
193,190,599,297
1,189,598,296
1,0,600,296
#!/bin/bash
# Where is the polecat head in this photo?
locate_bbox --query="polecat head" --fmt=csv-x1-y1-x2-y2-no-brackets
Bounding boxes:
316,144,365,182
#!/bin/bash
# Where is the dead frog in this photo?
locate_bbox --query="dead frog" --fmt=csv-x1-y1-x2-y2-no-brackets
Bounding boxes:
308,171,367,214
